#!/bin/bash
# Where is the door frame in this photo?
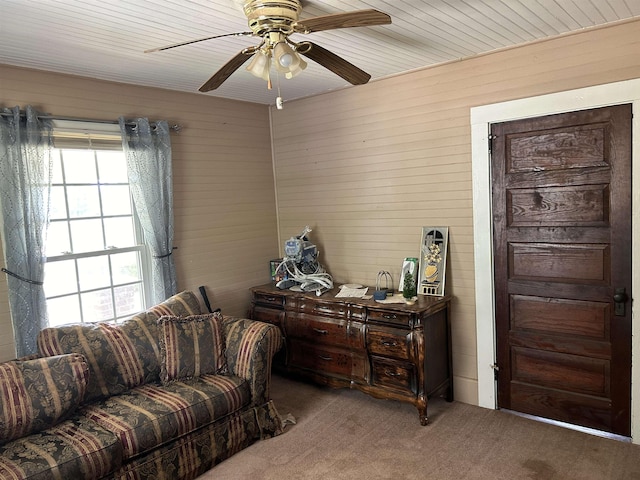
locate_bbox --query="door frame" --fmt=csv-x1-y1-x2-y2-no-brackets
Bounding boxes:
471,78,640,443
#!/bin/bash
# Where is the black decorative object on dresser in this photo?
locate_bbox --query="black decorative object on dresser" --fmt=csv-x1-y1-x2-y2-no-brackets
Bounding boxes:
249,283,453,425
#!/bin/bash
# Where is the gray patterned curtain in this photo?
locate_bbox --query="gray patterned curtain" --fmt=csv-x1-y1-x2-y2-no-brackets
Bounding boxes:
119,117,177,305
0,106,53,357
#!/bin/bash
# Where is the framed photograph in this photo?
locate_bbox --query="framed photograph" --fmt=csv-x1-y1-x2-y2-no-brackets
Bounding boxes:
418,227,449,296
398,257,419,293
270,258,287,282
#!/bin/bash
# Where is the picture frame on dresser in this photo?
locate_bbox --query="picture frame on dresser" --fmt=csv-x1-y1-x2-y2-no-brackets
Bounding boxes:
418,226,449,296
398,257,419,293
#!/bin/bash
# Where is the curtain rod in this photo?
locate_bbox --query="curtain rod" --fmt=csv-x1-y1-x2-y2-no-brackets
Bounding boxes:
0,112,182,132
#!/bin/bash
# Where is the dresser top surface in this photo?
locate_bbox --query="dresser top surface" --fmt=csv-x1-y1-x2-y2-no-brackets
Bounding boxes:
251,283,451,314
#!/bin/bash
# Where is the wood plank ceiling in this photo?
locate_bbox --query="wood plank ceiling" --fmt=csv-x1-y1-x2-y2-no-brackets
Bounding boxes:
1,0,639,105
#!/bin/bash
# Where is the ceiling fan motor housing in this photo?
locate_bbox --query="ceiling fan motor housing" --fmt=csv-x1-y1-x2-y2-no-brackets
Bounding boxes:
243,0,302,36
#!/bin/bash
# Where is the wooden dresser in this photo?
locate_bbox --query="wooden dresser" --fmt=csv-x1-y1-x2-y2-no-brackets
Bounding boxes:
248,283,453,425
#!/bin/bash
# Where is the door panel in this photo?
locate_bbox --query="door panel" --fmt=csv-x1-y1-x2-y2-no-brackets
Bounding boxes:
511,347,609,397
492,104,632,436
509,243,610,283
507,184,609,226
510,295,609,340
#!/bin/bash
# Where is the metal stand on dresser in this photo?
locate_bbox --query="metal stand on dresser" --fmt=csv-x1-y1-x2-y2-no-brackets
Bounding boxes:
248,283,453,425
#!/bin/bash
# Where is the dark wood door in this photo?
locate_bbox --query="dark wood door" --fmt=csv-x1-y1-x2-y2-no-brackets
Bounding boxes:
492,104,632,436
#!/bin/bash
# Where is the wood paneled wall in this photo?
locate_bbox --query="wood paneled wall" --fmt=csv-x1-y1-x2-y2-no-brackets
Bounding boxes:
270,19,640,404
0,66,277,362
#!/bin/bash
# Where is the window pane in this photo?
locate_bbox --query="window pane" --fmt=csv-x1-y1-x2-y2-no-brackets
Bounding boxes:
81,289,114,322
47,295,81,326
62,150,97,183
50,186,67,220
46,221,71,256
114,283,143,318
44,260,77,297
97,151,128,183
77,256,110,290
104,217,135,248
70,219,104,252
67,186,101,218
101,185,132,216
111,252,141,285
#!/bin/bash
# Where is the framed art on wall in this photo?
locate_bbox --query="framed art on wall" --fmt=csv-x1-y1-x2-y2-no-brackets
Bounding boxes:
418,227,448,296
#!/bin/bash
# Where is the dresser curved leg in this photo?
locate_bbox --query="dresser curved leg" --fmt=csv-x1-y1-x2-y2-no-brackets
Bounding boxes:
417,398,428,425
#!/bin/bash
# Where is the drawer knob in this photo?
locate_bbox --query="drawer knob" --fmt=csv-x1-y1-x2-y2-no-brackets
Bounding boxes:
319,355,332,361
383,313,398,320
313,328,328,335
381,339,398,347
385,369,402,377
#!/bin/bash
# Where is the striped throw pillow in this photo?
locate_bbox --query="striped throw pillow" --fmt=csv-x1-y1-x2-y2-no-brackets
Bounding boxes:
158,312,227,384
0,354,89,445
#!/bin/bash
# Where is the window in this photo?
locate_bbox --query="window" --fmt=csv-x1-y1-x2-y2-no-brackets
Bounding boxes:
44,123,150,326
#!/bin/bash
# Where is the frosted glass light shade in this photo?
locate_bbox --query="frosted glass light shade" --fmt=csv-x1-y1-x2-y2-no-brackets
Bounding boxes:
246,51,271,80
284,57,307,79
273,42,306,78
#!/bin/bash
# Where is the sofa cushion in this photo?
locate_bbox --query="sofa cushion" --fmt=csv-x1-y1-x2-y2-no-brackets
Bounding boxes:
145,290,203,319
0,416,122,480
37,322,147,404
0,354,89,445
37,290,204,403
81,374,250,460
158,312,227,384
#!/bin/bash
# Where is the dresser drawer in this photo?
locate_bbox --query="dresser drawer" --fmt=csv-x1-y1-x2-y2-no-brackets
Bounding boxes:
297,298,348,318
350,305,366,321
367,307,414,327
371,356,416,393
367,325,412,361
253,291,285,308
286,314,350,347
289,342,354,379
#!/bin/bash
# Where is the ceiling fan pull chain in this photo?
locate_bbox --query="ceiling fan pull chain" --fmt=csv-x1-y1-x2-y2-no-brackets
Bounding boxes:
275,72,284,110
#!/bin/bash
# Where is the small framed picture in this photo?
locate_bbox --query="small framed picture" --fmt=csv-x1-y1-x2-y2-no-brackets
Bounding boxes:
270,259,287,282
418,227,448,296
399,257,419,293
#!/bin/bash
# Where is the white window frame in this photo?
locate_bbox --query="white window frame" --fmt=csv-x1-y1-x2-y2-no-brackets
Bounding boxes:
44,121,153,324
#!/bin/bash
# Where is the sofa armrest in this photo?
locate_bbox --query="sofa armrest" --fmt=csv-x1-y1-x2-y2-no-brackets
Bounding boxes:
222,317,283,406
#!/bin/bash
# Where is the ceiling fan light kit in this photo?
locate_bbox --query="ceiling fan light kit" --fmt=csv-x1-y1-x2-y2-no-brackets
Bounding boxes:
246,31,307,85
146,0,392,102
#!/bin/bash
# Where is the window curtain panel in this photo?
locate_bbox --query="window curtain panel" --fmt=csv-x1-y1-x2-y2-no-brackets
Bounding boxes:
119,117,177,305
0,106,53,357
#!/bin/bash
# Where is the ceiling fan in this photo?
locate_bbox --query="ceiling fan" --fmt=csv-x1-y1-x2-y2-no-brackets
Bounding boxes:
145,0,391,93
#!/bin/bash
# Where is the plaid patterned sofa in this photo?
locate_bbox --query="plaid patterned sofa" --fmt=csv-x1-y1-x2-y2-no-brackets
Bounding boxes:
0,291,283,480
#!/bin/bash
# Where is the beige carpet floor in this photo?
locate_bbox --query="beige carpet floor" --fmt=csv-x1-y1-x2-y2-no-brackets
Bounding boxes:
200,374,640,479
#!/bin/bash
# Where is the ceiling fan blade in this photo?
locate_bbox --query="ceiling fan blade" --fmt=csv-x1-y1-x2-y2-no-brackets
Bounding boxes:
199,50,254,92
144,32,253,53
293,9,391,33
299,42,371,85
